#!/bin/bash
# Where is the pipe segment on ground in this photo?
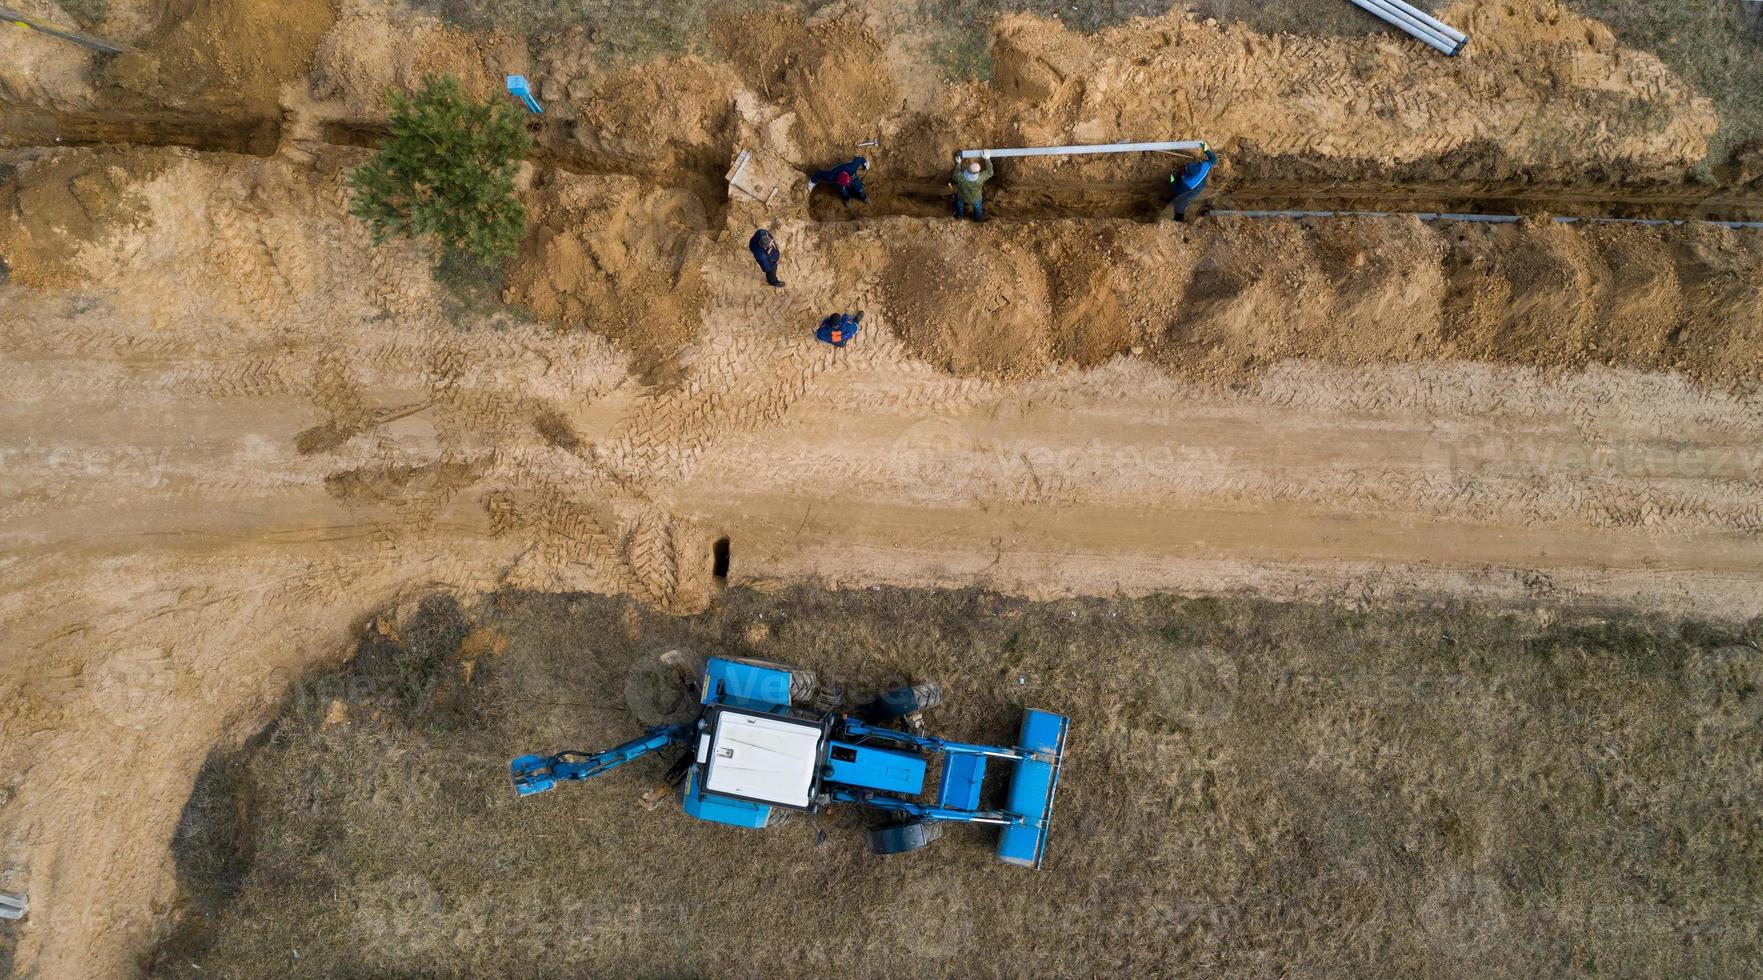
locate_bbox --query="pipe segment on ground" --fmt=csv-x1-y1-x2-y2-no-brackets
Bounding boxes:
1210,209,1763,230
958,141,1206,160
1381,0,1469,45
1354,0,1459,54
1363,0,1462,52
0,6,126,53
1346,0,1459,55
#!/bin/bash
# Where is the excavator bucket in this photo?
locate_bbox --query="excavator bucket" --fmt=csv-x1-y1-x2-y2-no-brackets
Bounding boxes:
995,708,1070,869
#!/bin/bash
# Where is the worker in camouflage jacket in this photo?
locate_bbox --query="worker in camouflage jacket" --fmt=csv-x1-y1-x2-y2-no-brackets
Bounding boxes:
950,150,993,221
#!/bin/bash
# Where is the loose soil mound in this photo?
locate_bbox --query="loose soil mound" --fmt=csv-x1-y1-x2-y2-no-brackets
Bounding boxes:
504,171,709,382
880,226,1054,380
864,215,1763,386
710,9,899,162
549,55,743,176
308,2,523,119
104,0,335,117
989,0,1718,183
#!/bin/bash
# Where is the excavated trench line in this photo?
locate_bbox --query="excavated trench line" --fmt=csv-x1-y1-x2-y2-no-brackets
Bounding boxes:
8,109,1763,229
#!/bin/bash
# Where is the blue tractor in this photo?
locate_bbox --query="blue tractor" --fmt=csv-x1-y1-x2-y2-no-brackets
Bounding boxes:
510,656,1071,867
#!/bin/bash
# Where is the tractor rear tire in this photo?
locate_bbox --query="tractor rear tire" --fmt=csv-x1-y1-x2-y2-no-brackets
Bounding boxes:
857,682,943,723
730,657,818,706
867,819,944,856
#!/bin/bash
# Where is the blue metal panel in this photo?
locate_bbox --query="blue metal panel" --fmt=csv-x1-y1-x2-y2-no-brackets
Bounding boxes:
824,741,925,795
938,752,987,811
996,709,1069,869
681,769,771,828
702,657,794,710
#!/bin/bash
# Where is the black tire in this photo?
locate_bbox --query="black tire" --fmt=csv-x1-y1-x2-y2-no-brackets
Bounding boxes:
867,819,944,856
731,657,818,706
857,682,943,723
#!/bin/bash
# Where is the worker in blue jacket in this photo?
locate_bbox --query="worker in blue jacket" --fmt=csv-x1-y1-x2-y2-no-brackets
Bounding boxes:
1169,143,1216,222
808,156,870,207
816,311,863,347
748,228,784,287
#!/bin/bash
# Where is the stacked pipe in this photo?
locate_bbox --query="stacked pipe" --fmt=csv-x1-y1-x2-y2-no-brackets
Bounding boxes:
1346,0,1468,56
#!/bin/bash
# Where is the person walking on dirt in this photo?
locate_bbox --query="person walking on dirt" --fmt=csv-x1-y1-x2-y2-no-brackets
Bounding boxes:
1169,143,1216,222
816,311,863,348
748,228,784,288
808,156,871,207
951,150,993,221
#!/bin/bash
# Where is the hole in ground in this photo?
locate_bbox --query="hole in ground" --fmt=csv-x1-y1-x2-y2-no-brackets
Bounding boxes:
712,537,731,580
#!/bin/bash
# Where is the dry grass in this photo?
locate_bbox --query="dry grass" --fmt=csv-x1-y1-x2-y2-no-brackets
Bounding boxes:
150,588,1763,978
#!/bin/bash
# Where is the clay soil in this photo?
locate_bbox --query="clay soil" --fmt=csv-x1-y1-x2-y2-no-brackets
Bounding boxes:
3,0,1763,977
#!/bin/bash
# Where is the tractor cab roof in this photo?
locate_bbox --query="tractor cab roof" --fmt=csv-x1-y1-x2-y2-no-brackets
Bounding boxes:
699,706,825,809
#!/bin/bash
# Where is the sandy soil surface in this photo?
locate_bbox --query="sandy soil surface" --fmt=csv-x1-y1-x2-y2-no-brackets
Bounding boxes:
1,0,1761,975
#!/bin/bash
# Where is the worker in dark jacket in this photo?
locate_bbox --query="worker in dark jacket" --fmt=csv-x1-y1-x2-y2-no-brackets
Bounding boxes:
816,311,863,348
808,156,870,207
951,150,993,221
1169,143,1216,222
748,228,784,287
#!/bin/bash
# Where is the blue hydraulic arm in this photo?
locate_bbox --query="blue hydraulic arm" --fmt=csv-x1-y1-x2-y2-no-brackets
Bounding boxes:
510,724,689,797
839,718,1037,761
826,787,1016,825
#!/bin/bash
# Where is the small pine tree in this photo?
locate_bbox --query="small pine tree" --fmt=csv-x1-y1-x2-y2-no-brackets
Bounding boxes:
349,75,532,266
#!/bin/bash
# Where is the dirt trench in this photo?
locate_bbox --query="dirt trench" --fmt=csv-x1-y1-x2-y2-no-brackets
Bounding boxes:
13,103,1763,228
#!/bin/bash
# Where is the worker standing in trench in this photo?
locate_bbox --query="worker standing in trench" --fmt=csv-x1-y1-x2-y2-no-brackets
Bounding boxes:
1169,143,1216,221
951,149,993,221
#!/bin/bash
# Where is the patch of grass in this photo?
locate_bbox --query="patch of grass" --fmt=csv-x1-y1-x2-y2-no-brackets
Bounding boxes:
419,0,774,56
1561,0,1763,164
433,250,527,327
56,0,108,28
152,588,1763,978
929,28,996,81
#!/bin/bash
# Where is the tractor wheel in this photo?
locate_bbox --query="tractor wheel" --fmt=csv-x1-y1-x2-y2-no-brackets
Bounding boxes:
625,649,707,726
857,682,943,723
867,819,944,856
731,657,818,706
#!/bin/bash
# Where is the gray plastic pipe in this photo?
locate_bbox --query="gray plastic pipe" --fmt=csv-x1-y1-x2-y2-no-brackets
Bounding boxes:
1381,0,1468,45
1209,209,1763,230
1364,0,1463,51
1347,0,1461,55
1360,0,1457,49
958,141,1206,160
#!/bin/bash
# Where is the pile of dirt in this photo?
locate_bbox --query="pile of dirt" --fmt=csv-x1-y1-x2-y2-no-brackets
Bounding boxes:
103,0,336,117
879,223,1054,380
1147,217,1763,384
307,1,527,119
987,0,1718,182
564,56,743,177
710,8,900,163
859,214,1762,386
504,171,710,382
